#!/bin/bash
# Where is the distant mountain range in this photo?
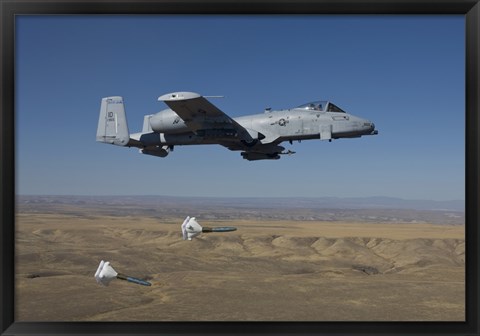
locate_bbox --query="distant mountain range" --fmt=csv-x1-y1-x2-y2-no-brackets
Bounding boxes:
15,195,464,225
262,196,465,212
18,195,465,212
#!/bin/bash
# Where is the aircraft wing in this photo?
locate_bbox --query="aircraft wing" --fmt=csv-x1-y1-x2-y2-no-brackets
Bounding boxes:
158,92,281,160
159,92,238,131
158,92,259,142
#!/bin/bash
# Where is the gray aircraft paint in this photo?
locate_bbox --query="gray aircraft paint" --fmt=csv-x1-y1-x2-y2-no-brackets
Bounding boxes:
96,92,378,161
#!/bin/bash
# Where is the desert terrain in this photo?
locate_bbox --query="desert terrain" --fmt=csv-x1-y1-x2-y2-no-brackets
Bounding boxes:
15,196,465,321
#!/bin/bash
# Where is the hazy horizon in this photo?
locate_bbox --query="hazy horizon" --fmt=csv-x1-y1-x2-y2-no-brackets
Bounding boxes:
17,194,465,216
16,194,465,202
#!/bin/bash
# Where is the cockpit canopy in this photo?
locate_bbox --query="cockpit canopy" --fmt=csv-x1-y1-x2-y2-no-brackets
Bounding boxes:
296,101,346,113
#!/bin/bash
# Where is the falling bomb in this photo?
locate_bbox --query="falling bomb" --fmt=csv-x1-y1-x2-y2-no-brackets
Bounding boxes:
181,216,237,240
94,260,151,287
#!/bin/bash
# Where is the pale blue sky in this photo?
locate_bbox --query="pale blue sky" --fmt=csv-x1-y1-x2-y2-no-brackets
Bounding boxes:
15,15,465,200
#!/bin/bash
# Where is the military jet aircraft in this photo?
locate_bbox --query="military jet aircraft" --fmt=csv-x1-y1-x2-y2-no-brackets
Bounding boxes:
96,92,377,161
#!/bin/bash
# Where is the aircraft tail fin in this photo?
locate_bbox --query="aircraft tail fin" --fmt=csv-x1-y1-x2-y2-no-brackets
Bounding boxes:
96,96,130,146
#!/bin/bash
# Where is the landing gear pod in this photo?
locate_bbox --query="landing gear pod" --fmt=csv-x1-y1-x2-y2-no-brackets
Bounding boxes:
181,216,237,240
94,260,151,287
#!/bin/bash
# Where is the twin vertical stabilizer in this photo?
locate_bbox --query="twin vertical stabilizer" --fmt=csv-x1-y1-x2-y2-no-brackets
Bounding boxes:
96,97,130,146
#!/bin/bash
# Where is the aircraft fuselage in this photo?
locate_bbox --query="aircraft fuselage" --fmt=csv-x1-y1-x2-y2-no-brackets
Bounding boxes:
132,107,376,147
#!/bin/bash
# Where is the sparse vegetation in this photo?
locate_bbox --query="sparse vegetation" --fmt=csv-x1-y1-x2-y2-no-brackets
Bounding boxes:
15,197,465,321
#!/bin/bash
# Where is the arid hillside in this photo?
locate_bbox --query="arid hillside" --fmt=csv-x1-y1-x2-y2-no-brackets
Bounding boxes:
16,210,464,321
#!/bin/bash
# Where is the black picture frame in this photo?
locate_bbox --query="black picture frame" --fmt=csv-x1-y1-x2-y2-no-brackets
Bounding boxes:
1,1,479,335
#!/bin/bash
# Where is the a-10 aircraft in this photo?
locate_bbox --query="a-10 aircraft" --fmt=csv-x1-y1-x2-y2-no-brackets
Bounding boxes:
96,92,378,161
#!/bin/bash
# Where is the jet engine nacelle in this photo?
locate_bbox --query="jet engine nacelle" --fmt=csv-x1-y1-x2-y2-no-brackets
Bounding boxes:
149,109,189,133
